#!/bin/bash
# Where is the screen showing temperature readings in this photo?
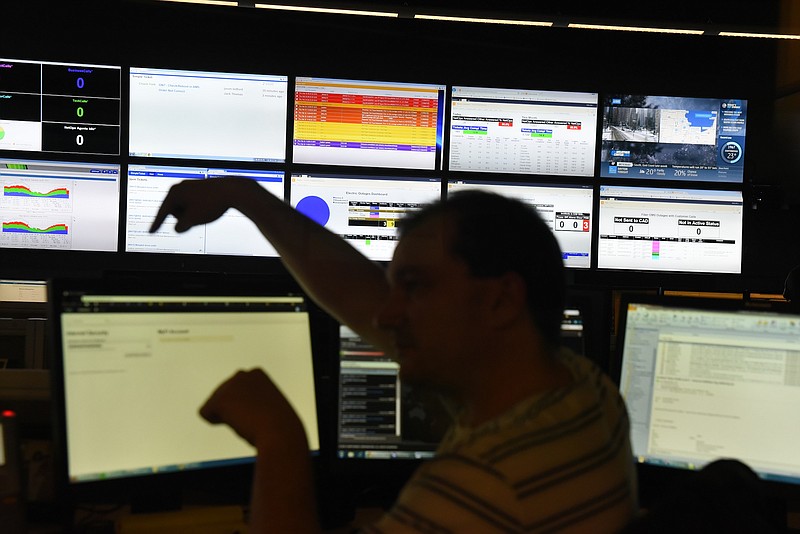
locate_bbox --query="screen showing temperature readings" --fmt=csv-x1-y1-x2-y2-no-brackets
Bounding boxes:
600,94,747,183
0,58,121,155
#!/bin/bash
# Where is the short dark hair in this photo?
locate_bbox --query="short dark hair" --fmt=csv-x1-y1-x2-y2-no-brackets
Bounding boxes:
399,190,566,348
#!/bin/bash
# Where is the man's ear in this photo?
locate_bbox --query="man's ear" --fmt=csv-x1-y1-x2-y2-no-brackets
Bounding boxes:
485,271,528,327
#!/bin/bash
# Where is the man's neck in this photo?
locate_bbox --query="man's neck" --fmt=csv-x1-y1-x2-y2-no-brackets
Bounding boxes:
459,345,573,428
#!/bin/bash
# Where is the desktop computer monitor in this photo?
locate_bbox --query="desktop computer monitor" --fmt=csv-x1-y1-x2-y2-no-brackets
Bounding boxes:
614,294,800,490
336,299,599,464
48,273,322,512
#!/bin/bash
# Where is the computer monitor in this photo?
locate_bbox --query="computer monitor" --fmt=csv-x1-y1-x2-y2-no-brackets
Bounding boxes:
336,325,449,463
0,279,46,303
597,184,743,274
128,67,288,162
335,302,598,463
289,173,442,262
614,294,800,489
48,274,321,512
0,58,121,156
0,158,120,252
449,86,598,177
292,77,447,170
126,164,284,257
446,179,594,269
600,94,747,183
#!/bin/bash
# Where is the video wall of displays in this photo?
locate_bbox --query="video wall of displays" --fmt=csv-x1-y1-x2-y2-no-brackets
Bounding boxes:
0,4,764,285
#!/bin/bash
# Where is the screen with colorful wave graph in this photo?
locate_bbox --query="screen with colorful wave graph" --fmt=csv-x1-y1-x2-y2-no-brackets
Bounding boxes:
292,77,446,170
0,159,120,252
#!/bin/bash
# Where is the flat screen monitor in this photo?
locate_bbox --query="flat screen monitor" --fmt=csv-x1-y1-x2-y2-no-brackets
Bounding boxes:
0,58,121,156
597,185,743,274
289,173,442,262
446,179,594,269
0,158,120,252
292,77,446,170
600,94,747,183
129,67,288,162
0,279,46,303
49,275,320,507
449,86,598,177
336,325,448,461
614,294,800,487
126,164,283,257
336,307,592,462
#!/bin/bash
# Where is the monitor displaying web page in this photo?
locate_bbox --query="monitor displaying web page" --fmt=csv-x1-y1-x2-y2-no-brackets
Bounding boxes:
293,77,446,170
0,279,47,303
129,67,288,162
449,86,598,177
446,179,594,269
289,173,442,262
0,58,121,156
0,159,119,252
597,185,743,274
616,295,800,486
600,94,747,182
50,278,320,487
126,165,283,257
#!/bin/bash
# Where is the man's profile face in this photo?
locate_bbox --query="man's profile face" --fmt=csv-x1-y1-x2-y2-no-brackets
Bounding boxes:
375,214,496,395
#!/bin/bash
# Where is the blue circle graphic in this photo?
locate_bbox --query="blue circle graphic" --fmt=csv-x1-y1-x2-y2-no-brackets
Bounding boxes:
721,141,742,164
296,196,331,226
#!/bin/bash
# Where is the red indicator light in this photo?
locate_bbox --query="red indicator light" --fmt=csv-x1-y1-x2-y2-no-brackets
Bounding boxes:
1,409,16,418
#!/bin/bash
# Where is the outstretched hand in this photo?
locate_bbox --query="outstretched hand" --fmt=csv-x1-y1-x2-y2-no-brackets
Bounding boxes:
149,177,257,234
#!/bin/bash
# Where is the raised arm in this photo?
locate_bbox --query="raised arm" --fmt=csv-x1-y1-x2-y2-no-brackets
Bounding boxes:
150,177,391,349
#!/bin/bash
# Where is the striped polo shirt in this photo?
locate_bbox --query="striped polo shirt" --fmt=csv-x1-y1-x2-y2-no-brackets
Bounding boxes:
362,348,638,533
